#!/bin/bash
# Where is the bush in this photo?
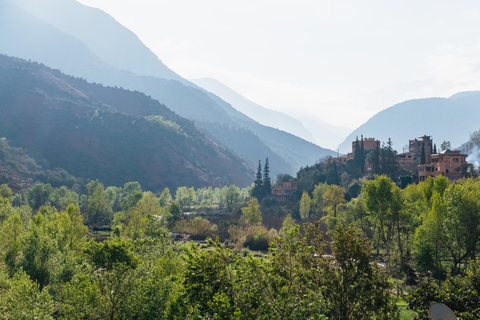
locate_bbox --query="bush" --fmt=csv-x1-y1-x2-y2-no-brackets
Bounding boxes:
228,225,276,251
175,217,217,240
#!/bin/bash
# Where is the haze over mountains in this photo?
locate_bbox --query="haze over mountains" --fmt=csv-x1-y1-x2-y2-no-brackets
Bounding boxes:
338,92,480,154
0,0,337,180
191,78,352,150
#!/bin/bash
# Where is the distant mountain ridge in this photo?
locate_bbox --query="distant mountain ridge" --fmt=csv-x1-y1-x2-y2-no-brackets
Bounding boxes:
191,78,318,144
337,92,480,154
1,0,336,176
0,54,253,190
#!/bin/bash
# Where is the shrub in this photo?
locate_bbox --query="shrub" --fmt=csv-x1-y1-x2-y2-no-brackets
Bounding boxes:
228,225,276,251
176,217,217,240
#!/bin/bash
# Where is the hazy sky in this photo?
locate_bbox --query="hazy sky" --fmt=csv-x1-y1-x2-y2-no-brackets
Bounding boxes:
77,0,480,129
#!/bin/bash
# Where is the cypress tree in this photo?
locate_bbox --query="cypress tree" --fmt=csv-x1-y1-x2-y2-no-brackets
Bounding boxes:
327,160,340,185
433,143,437,154
263,157,271,197
251,160,263,200
370,146,381,175
360,135,365,174
354,136,360,168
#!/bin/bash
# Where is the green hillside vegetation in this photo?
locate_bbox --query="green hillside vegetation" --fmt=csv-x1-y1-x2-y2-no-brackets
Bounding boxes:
2,153,480,317
0,55,253,191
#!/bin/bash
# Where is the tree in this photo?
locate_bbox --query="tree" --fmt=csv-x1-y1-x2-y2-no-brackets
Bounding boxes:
408,261,480,319
55,204,88,254
299,191,312,219
433,143,437,154
263,157,271,196
26,183,53,210
84,239,139,320
0,184,13,200
354,136,360,168
381,138,399,179
312,182,328,214
1,214,25,274
440,140,451,151
360,135,365,173
0,269,54,319
241,198,262,226
159,188,172,207
168,201,183,228
322,185,347,219
323,224,398,319
362,175,397,255
368,146,381,175
420,143,426,165
85,180,110,226
225,185,240,209
326,160,340,185
251,161,264,200
281,214,296,234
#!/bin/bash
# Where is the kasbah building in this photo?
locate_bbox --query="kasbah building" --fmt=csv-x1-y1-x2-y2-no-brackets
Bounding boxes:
332,135,474,182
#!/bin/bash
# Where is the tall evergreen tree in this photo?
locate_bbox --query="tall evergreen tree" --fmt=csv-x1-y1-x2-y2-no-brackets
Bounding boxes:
251,160,264,200
433,143,437,154
360,135,365,174
369,146,381,175
381,138,399,179
263,158,271,197
326,160,340,185
354,137,360,168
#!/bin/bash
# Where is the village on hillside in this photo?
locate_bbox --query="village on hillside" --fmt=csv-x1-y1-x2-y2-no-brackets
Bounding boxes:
271,134,475,203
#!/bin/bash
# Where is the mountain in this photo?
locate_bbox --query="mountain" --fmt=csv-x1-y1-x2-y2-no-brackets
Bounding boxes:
191,78,318,144
0,54,253,190
0,0,336,176
294,115,352,151
337,92,480,154
13,0,183,82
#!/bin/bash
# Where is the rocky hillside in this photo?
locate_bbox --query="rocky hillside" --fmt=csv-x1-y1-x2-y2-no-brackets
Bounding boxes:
0,55,253,191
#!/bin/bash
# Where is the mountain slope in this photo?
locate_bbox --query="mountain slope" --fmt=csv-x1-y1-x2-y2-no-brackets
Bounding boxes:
1,0,336,175
191,78,317,144
0,55,253,190
13,0,183,81
337,93,480,154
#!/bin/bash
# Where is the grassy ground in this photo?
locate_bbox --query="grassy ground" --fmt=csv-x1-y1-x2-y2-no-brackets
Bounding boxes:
398,296,417,320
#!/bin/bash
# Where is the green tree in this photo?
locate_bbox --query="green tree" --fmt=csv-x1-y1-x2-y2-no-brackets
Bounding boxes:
225,185,240,209
1,214,25,275
440,140,451,151
362,175,397,255
263,157,271,196
0,269,54,319
168,201,183,228
299,191,312,219
251,160,264,200
159,187,172,207
322,185,347,219
241,198,262,226
420,143,426,165
323,224,398,319
312,182,328,215
0,184,13,200
326,160,340,185
26,183,53,210
85,180,110,226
